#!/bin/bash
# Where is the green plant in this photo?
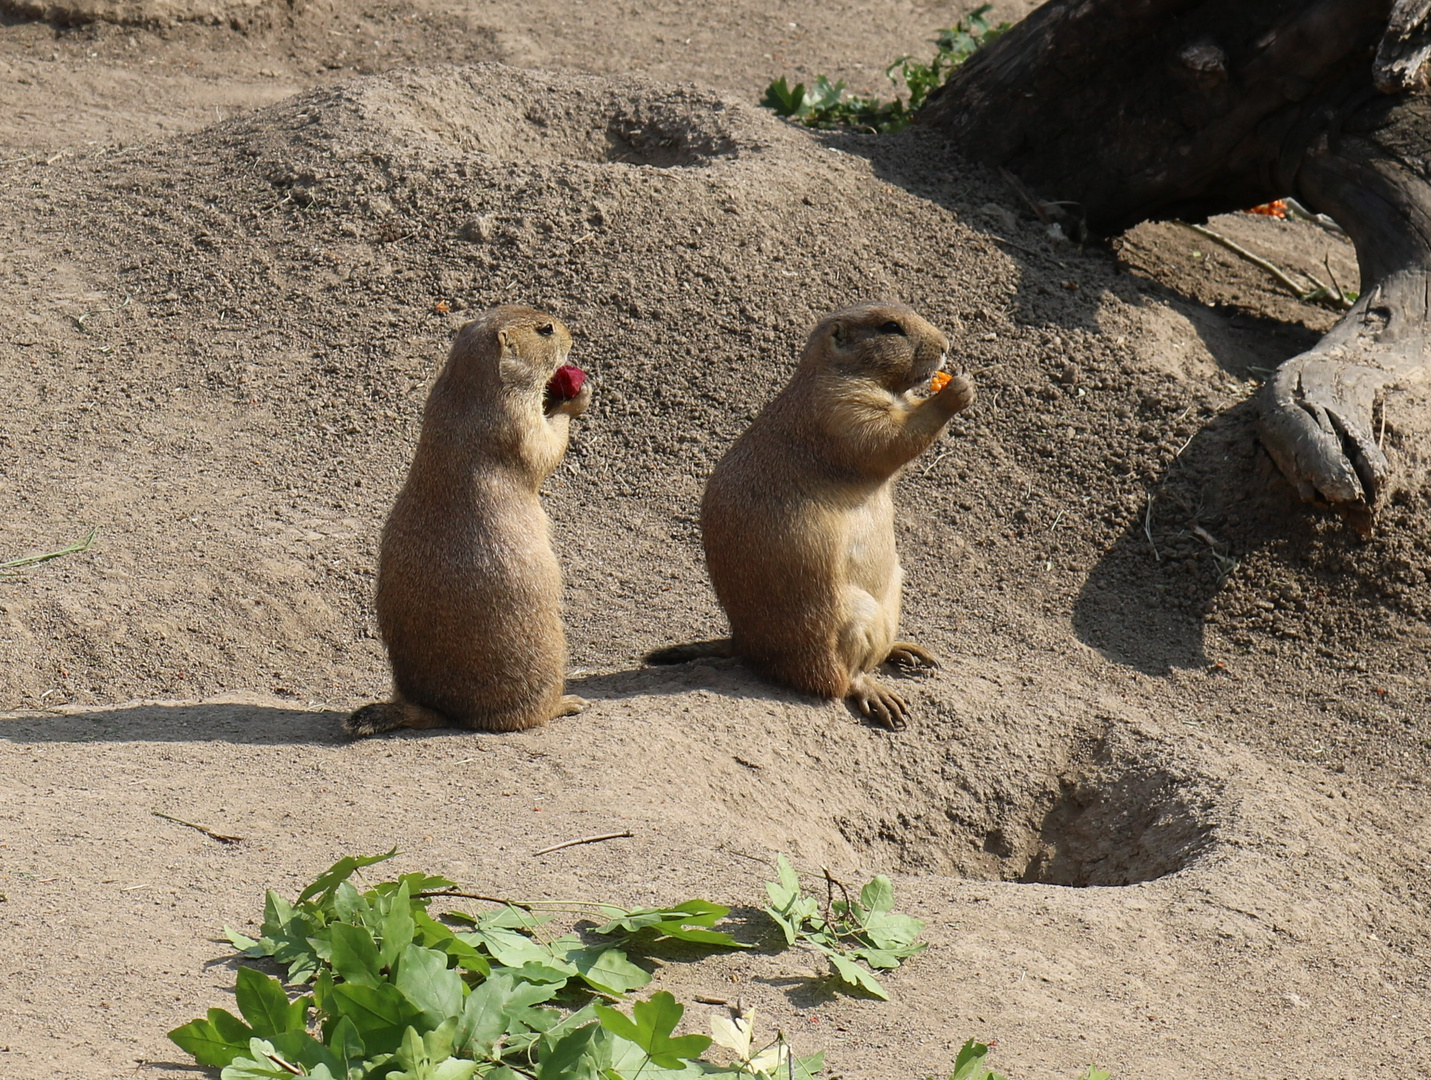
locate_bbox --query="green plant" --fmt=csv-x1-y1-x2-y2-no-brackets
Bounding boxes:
762,855,926,1000
947,1039,1007,1080
169,849,799,1079
0,525,98,581
761,6,1008,133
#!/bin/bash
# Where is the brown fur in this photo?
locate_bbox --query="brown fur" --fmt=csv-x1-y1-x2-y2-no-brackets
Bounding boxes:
345,305,591,737
649,301,974,730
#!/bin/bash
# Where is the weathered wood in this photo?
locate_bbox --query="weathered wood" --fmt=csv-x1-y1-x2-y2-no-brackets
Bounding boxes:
918,0,1431,526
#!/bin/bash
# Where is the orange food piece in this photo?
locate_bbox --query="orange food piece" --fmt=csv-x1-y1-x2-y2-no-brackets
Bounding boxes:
929,370,952,393
1244,200,1288,218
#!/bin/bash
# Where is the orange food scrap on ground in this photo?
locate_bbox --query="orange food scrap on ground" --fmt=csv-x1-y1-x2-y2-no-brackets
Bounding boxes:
1245,200,1288,218
930,370,952,393
432,300,451,314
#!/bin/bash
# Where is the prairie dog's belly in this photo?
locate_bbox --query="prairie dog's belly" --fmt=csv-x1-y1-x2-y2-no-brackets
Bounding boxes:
838,488,900,672
842,488,898,602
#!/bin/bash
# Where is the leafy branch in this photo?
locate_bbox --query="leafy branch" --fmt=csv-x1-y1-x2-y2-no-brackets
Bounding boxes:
762,7,1008,133
762,855,926,1000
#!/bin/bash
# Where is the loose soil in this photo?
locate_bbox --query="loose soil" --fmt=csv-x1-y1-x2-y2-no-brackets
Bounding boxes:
2,2,1430,1078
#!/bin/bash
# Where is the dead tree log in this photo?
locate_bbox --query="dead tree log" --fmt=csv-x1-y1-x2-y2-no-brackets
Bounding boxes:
918,0,1431,531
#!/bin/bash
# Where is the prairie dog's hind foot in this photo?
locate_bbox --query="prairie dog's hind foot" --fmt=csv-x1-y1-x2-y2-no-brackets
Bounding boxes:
847,674,910,731
555,694,588,717
885,641,939,674
343,701,446,738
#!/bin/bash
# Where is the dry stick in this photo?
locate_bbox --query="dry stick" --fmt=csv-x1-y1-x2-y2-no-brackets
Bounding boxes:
151,810,243,844
1178,221,1325,302
531,830,633,857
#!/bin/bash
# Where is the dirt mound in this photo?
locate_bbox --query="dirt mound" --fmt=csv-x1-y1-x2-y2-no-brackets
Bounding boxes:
1,0,284,28
2,51,1430,1080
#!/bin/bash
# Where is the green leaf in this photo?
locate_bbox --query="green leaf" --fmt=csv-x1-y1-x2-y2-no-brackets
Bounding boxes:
328,1014,365,1066
1079,1069,1111,1080
168,1008,253,1068
461,925,561,969
298,848,399,908
413,908,490,976
826,952,889,1000
558,944,651,996
234,966,306,1037
380,881,418,967
256,890,323,984
453,972,562,1058
378,872,458,898
266,1030,344,1075
328,981,426,1056
394,943,465,1026
220,1037,301,1080
536,1022,604,1080
329,922,384,987
594,992,711,1069
592,900,747,950
859,875,895,914
950,1038,1007,1080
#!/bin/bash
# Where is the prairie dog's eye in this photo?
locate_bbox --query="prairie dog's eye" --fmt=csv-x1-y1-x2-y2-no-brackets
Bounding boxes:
879,320,905,335
536,323,556,337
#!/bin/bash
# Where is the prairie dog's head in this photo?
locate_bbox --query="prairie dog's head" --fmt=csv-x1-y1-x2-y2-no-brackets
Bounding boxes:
801,301,951,392
445,304,573,402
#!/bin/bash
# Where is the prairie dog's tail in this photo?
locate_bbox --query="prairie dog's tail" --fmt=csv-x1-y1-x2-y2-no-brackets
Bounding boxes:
343,701,446,738
644,638,734,665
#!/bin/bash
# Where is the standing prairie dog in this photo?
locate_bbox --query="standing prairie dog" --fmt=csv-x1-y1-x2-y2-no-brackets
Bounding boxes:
648,301,974,729
345,305,591,737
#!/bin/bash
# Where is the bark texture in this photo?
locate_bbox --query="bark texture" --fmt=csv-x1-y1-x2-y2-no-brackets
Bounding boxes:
919,0,1431,528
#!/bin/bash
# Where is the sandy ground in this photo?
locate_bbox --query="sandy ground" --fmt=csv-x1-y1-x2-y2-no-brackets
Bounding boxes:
2,2,1430,1078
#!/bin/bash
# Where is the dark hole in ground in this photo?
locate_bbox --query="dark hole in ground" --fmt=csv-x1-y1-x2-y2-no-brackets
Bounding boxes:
1017,765,1214,887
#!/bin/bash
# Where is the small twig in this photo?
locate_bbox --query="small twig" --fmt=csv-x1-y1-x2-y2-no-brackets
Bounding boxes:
1179,221,1321,302
986,234,1042,257
1321,254,1355,309
151,810,243,844
1189,524,1224,551
531,830,633,857
920,449,954,477
1048,508,1067,531
1378,396,1388,450
1144,493,1160,562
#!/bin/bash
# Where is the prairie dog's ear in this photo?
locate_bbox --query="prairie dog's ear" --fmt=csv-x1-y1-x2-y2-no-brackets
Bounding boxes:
829,318,851,349
497,328,513,354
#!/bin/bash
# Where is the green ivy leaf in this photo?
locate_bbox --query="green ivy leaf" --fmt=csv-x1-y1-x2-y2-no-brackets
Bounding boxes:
559,943,651,996
826,952,889,1001
858,876,895,914
413,908,490,976
593,991,711,1069
233,966,307,1037
380,881,418,968
298,848,399,909
453,972,562,1058
393,943,465,1026
219,1037,302,1080
536,1022,604,1080
592,900,747,950
329,922,385,988
327,981,426,1056
950,1038,1008,1080
168,1008,253,1068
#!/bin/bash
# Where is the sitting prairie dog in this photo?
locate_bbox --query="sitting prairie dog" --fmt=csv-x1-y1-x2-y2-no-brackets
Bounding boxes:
345,304,592,737
648,301,974,729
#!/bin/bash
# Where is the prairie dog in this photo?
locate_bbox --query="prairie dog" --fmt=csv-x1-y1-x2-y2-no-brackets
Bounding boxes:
649,301,974,729
345,305,591,737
